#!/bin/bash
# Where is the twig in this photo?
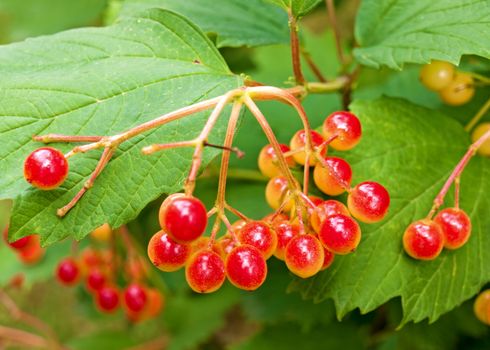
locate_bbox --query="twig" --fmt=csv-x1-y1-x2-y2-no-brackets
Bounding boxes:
464,97,490,132
302,50,327,82
288,11,305,85
325,0,345,65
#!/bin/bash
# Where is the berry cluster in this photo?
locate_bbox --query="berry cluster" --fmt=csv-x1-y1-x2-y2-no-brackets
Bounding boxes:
474,290,490,325
420,60,475,106
56,224,163,322
3,227,45,264
147,111,390,292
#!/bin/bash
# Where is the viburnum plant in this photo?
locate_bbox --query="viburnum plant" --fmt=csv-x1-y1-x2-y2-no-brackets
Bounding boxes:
1,0,490,348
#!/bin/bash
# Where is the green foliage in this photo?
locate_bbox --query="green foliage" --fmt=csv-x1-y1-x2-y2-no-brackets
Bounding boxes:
265,0,322,17
0,9,241,244
114,0,290,47
354,0,490,69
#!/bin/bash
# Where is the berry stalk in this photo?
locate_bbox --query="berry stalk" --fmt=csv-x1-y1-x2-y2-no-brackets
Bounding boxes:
288,11,305,85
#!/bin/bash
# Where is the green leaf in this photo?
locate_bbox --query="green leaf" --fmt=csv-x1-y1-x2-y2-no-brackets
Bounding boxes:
354,0,490,69
265,0,322,17
290,97,490,324
0,0,108,44
1,9,242,244
115,0,289,48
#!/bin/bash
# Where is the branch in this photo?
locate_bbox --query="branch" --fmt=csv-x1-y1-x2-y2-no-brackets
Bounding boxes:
288,11,305,85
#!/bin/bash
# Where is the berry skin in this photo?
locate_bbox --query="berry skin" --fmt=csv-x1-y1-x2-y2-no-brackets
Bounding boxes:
263,213,289,225
290,129,326,166
474,290,490,325
214,234,237,259
91,223,112,242
321,248,335,270
318,214,361,255
348,181,390,223
147,230,191,272
434,208,471,249
419,61,455,91
273,222,300,261
56,258,80,286
238,221,277,259
96,286,120,313
17,236,44,265
265,176,294,211
124,283,148,313
322,111,362,151
403,219,444,260
185,250,226,293
472,123,490,157
258,144,296,178
439,72,475,106
285,234,324,278
24,147,68,190
86,268,106,292
311,200,350,233
226,245,267,291
313,156,352,196
159,194,208,243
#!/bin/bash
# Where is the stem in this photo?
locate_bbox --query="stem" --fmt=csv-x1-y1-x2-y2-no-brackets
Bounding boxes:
427,128,490,218
33,134,102,143
288,11,305,85
0,326,49,348
462,71,490,84
325,0,345,65
142,140,196,155
464,97,490,132
224,202,251,222
302,50,327,82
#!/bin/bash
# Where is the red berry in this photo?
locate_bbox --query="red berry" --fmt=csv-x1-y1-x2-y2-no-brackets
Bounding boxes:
313,156,352,196
3,227,36,251
290,129,326,166
24,147,68,190
96,286,120,313
434,208,471,249
265,176,294,211
403,219,444,260
318,214,361,255
159,194,208,243
226,245,267,291
273,222,299,261
322,111,362,150
321,248,335,270
56,258,80,285
86,268,106,292
258,144,296,178
124,283,148,313
147,230,191,272
285,234,324,278
348,181,390,223
310,200,350,233
238,221,277,259
308,195,324,207
18,236,44,265
185,250,226,293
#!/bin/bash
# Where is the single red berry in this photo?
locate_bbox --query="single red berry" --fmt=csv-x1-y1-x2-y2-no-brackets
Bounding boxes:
322,111,362,150
96,286,120,313
318,214,361,255
265,176,294,211
3,229,33,251
290,129,326,166
56,258,80,286
313,156,352,196
285,234,324,278
24,147,68,190
258,144,296,178
308,195,324,207
403,219,444,260
86,268,106,292
348,181,390,223
434,208,472,249
321,248,335,270
310,200,350,233
147,230,191,272
226,245,267,291
238,221,277,259
273,222,300,261
185,250,226,293
124,283,148,313
159,194,208,243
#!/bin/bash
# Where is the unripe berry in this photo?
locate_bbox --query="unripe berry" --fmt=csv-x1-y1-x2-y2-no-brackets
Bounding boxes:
434,208,471,249
185,250,226,293
265,176,294,211
91,223,112,243
419,61,455,91
290,130,326,166
403,219,444,260
273,222,300,261
439,72,474,106
96,286,120,313
159,194,208,243
474,290,490,325
310,200,350,233
238,221,277,259
472,123,490,157
318,214,361,255
258,144,296,178
348,181,390,223
321,248,335,270
313,156,352,196
322,111,362,151
24,147,68,190
226,245,267,291
56,258,80,286
124,283,148,313
285,234,324,278
147,230,191,272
